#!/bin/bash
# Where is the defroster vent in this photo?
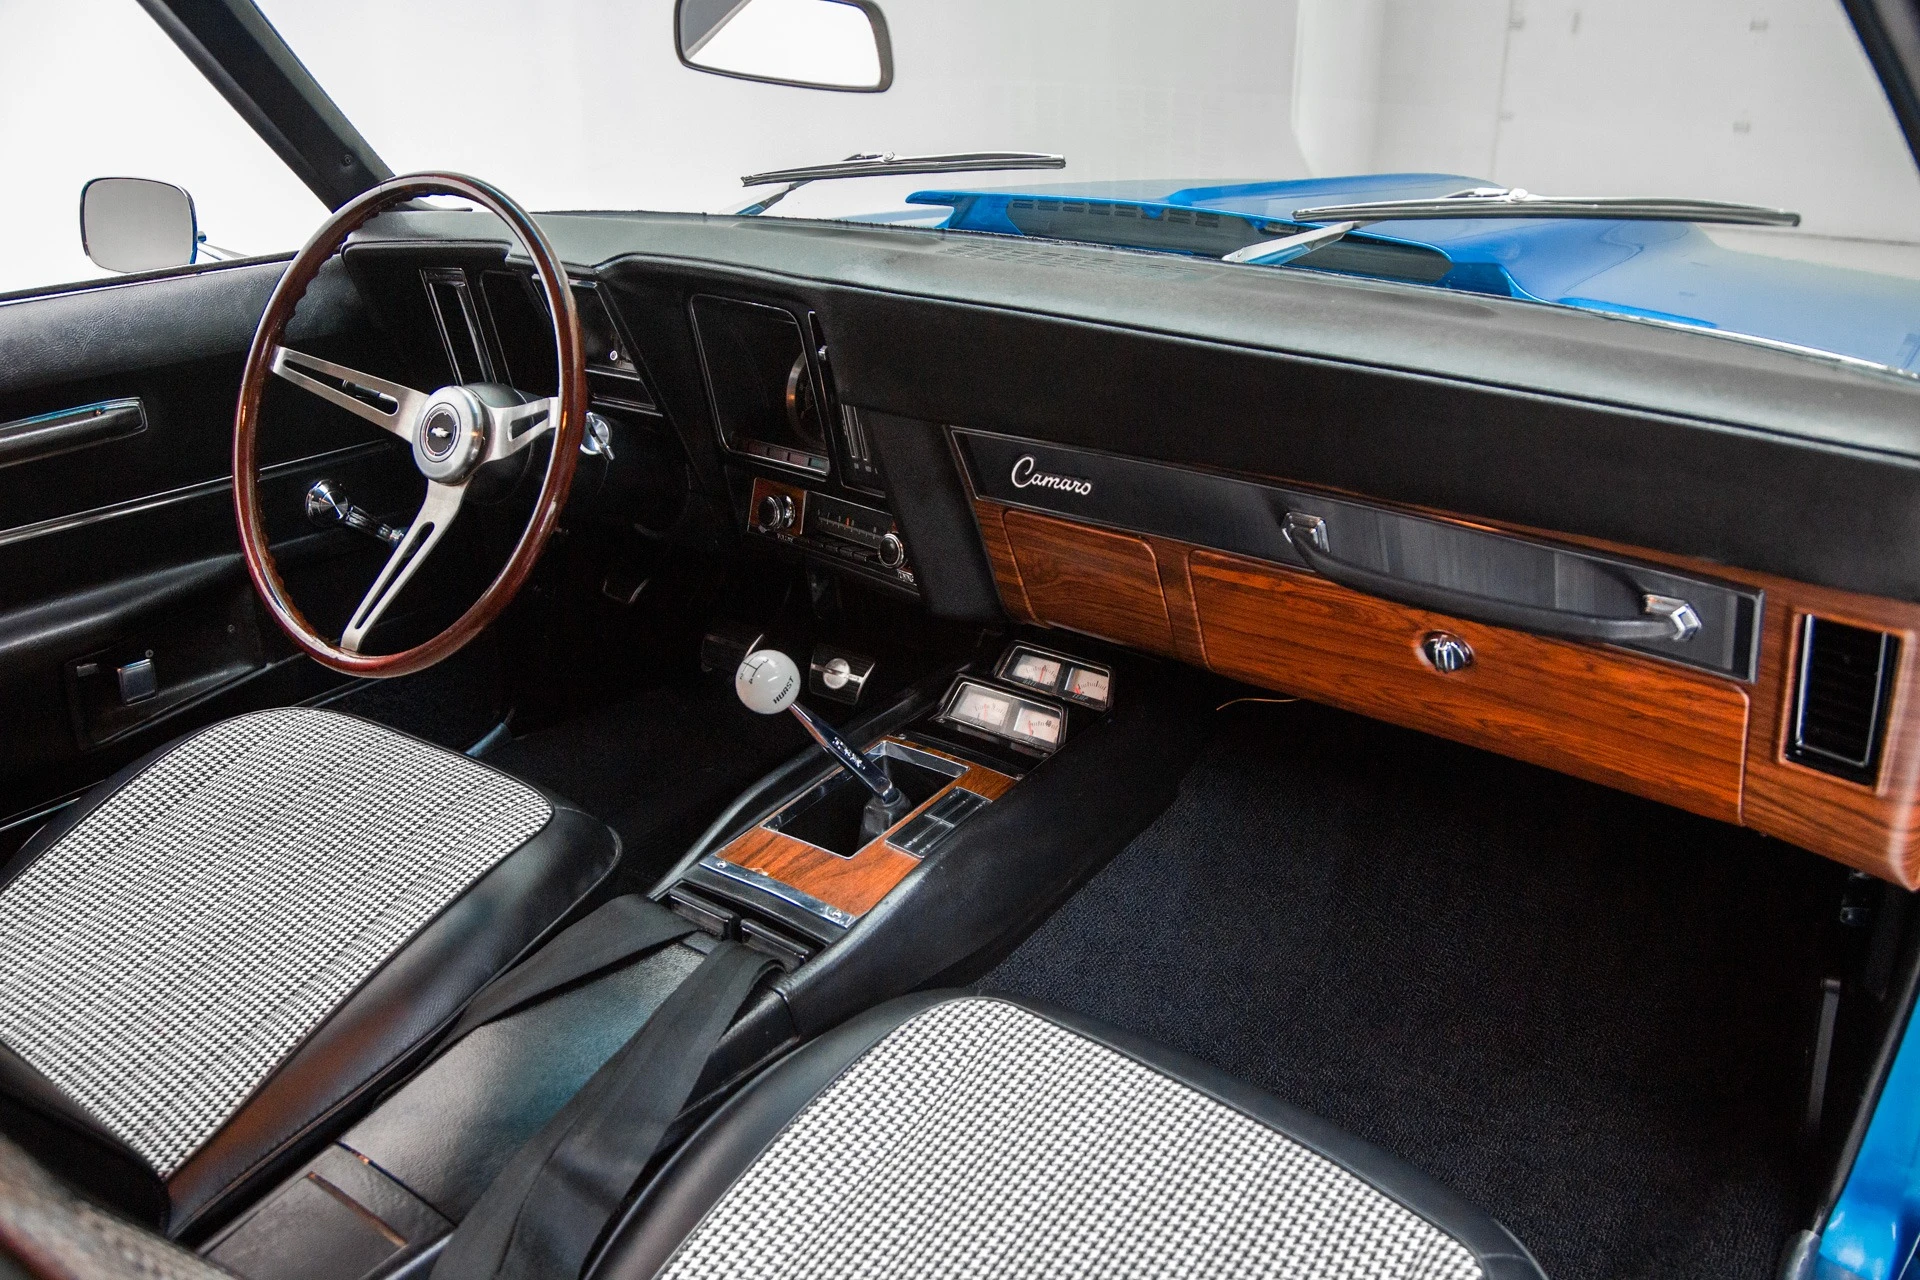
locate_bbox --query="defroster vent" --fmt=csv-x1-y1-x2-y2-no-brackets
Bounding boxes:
1787,616,1899,784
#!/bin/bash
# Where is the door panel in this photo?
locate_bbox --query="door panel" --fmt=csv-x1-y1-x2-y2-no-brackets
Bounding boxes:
0,259,428,848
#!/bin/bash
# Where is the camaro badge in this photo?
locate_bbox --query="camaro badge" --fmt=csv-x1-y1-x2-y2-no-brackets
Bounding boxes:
1010,454,1093,496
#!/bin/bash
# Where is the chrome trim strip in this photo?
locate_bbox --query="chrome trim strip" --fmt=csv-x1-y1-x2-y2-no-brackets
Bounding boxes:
698,855,858,928
0,441,395,550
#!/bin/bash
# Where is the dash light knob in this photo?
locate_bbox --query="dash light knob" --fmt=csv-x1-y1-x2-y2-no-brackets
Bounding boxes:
755,493,796,532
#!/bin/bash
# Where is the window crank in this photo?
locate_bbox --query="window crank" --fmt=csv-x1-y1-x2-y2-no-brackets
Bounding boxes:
305,479,402,546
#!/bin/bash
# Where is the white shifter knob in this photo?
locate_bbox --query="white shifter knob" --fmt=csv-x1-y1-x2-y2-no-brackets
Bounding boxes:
736,649,801,715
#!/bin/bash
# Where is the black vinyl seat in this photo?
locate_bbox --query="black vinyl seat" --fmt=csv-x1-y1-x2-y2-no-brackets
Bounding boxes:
0,708,618,1238
594,991,1547,1280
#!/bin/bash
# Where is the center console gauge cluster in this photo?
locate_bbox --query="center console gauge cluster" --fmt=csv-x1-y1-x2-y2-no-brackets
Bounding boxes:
995,643,1113,709
938,679,1068,753
747,477,917,593
926,642,1117,760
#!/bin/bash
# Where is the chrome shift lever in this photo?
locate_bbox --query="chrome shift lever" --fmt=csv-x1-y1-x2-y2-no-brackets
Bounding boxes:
736,649,906,810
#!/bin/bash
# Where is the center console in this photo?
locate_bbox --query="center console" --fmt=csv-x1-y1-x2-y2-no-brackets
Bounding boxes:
663,639,1117,965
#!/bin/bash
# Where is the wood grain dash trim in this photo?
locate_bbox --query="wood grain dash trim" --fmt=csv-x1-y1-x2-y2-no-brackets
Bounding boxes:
1002,508,1176,656
1148,534,1208,665
972,499,1034,622
1187,549,1748,825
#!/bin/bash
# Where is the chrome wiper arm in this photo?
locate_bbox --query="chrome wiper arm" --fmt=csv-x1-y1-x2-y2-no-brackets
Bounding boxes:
1222,221,1360,266
1289,186,1800,227
736,150,1065,215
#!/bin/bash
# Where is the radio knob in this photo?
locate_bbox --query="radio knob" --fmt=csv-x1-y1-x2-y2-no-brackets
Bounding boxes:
756,493,796,532
878,531,906,569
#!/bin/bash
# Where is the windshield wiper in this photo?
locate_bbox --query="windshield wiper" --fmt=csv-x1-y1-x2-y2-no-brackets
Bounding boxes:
736,151,1065,215
1224,186,1800,266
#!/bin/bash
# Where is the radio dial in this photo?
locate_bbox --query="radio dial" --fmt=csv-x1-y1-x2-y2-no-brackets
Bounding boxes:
756,493,796,532
878,531,906,569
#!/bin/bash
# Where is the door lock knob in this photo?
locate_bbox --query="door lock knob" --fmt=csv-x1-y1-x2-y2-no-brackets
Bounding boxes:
1421,631,1474,674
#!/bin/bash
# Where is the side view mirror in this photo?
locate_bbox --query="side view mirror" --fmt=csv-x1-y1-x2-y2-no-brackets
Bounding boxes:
676,0,891,92
80,177,198,274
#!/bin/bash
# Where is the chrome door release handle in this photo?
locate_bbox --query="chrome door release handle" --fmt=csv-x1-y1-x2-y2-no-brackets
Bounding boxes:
306,479,402,546
1281,511,1701,644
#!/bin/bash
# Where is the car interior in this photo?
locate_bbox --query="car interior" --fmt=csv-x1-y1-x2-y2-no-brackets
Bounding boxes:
5,4,1920,1280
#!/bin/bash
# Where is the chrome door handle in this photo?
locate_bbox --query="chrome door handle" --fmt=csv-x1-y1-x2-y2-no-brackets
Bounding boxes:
1282,512,1701,643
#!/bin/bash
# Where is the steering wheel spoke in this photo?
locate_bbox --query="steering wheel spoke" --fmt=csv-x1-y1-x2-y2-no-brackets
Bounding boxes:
270,346,428,439
486,395,558,459
341,481,465,653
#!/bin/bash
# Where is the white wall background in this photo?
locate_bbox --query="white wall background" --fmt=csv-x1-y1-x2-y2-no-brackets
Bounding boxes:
1293,0,1920,272
1,0,1914,295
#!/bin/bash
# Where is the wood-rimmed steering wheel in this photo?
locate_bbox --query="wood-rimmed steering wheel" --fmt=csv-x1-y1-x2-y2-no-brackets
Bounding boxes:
234,173,586,678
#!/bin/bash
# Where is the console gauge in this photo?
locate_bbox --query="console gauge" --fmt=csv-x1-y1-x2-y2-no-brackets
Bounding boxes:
1064,666,1111,705
995,643,1113,710
937,678,1067,753
1009,652,1063,688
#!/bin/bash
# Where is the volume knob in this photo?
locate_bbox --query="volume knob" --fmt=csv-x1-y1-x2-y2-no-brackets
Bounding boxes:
755,493,796,532
877,531,906,569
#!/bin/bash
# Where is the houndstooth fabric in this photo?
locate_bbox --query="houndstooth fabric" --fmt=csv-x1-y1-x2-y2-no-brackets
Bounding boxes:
661,998,1484,1280
0,708,550,1178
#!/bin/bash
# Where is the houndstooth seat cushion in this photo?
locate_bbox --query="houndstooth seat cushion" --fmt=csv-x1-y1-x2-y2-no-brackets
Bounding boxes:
0,708,551,1179
651,997,1494,1280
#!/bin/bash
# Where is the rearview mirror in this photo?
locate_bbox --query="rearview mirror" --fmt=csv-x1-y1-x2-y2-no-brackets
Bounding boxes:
80,177,199,273
676,0,891,92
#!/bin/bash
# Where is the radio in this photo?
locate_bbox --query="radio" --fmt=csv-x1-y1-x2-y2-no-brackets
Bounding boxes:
748,478,915,591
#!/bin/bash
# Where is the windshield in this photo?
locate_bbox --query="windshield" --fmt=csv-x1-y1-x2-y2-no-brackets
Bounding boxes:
252,0,1920,375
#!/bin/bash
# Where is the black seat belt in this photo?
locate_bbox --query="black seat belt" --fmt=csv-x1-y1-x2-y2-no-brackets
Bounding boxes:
439,895,698,1049
430,939,776,1279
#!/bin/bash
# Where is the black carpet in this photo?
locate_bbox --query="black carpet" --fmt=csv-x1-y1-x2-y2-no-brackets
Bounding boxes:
986,699,1843,1280
323,639,505,752
481,681,809,888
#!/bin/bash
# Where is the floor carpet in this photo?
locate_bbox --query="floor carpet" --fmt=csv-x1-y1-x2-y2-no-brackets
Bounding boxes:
481,681,809,889
986,698,1843,1280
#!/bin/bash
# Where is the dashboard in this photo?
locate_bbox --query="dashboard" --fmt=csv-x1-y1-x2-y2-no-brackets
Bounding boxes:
338,207,1920,889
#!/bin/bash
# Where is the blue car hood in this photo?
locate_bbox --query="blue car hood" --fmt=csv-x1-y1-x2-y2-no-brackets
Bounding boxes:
903,174,1920,375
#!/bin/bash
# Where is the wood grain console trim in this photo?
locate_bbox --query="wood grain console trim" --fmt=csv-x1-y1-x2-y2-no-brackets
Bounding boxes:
717,739,1015,919
1188,550,1748,823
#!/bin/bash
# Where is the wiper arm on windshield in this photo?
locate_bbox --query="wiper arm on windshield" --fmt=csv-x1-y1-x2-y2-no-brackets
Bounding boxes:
1291,186,1801,226
1224,186,1800,266
736,151,1065,215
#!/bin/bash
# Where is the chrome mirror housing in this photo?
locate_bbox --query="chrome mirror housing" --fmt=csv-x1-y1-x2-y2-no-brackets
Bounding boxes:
79,177,199,273
676,0,892,92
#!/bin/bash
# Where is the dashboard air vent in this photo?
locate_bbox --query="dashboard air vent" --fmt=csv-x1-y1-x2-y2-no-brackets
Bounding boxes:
838,405,884,494
1788,616,1899,784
